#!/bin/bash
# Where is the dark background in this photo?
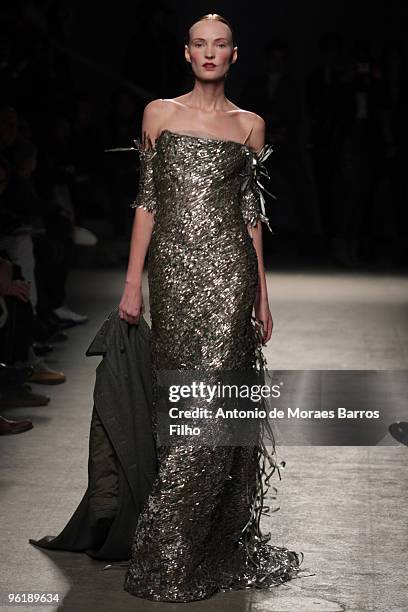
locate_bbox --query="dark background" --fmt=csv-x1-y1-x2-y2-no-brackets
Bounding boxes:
67,0,405,101
1,0,407,269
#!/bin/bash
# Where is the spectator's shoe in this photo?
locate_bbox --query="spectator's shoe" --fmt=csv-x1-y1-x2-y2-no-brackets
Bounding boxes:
28,359,66,385
0,385,50,407
32,342,54,357
48,312,77,330
53,305,89,325
0,415,33,435
73,226,98,247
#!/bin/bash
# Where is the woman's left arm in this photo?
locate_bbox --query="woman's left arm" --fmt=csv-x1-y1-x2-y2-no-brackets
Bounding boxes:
251,222,273,344
247,115,273,345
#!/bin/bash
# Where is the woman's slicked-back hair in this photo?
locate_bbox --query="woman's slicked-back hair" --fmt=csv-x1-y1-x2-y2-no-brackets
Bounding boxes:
185,13,236,47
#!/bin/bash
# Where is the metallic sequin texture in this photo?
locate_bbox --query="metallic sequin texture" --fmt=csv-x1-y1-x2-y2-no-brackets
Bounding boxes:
123,129,303,602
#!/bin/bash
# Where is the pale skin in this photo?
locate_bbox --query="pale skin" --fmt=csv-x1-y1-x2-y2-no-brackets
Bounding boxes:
119,18,273,344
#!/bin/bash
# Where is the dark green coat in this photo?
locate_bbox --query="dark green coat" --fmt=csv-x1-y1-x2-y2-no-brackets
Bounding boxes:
29,307,157,561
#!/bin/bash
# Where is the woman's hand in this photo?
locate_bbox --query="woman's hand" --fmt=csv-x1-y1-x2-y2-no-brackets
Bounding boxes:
254,295,273,345
119,281,144,325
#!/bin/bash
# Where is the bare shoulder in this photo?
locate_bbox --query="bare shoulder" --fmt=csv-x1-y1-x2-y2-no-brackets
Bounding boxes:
143,98,164,118
141,99,168,139
241,111,266,152
233,108,264,133
252,112,266,130
242,110,265,132
162,96,188,107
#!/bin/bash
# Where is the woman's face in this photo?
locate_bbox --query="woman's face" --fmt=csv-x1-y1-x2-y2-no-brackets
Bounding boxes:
185,20,237,80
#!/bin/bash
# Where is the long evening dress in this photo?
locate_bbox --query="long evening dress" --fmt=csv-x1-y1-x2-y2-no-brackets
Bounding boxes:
124,128,302,602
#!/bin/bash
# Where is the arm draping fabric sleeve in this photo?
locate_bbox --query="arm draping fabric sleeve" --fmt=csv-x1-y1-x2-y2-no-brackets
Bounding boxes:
239,144,276,234
104,132,158,215
130,132,158,214
130,133,157,214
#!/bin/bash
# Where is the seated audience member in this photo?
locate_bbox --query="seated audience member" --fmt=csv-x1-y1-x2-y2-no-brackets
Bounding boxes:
0,255,51,408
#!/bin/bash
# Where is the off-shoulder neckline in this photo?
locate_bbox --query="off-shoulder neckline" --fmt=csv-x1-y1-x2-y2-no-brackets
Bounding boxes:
157,129,257,155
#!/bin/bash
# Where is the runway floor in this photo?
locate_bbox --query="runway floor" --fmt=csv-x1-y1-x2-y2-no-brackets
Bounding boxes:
1,266,407,612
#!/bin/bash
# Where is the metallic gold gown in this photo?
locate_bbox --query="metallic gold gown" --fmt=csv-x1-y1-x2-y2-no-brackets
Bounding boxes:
123,128,302,602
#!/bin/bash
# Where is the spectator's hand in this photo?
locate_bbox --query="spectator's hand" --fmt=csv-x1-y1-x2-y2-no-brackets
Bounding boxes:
5,280,31,302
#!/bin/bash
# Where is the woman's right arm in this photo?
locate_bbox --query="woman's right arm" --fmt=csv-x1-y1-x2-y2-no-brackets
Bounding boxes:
118,207,153,324
119,100,162,324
